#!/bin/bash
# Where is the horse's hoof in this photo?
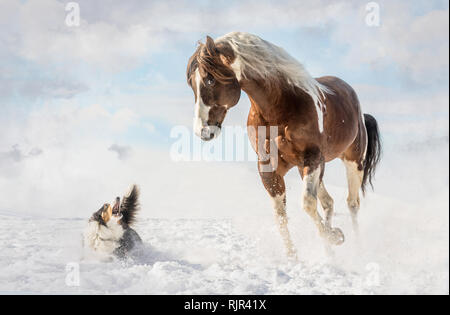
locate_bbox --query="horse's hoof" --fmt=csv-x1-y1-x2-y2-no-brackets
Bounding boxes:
327,227,345,246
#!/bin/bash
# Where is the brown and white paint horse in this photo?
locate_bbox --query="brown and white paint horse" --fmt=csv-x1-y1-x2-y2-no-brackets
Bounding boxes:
187,32,381,258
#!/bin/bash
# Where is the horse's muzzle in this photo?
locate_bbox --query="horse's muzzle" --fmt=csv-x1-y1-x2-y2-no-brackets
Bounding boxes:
200,125,221,141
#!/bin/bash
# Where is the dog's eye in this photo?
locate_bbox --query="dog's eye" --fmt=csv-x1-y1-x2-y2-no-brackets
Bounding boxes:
206,77,215,86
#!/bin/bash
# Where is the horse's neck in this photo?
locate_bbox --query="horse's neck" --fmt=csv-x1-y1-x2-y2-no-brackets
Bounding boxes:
240,78,279,120
240,77,308,124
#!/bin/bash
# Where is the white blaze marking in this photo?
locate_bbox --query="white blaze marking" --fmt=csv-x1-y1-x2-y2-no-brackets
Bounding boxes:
193,69,210,138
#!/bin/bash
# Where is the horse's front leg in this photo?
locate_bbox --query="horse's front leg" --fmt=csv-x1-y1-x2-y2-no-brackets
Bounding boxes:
258,161,298,260
300,162,345,246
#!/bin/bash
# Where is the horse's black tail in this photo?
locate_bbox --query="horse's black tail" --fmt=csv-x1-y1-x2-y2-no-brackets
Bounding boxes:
361,114,382,195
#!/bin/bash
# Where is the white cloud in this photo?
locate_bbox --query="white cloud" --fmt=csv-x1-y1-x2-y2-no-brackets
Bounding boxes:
0,0,160,71
2,0,446,83
0,145,43,178
108,143,132,160
0,102,139,152
110,108,139,132
144,122,156,133
331,1,449,84
354,84,449,115
0,145,43,162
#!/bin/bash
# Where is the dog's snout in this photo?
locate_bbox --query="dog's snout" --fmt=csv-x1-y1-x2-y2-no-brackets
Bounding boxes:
112,197,120,214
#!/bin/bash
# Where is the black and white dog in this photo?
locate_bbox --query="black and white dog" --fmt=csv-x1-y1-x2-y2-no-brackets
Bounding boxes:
83,185,142,259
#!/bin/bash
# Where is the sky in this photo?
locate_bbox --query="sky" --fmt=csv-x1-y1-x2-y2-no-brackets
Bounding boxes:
0,0,448,218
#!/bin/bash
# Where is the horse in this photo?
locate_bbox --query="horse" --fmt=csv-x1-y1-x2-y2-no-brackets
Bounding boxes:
186,32,381,259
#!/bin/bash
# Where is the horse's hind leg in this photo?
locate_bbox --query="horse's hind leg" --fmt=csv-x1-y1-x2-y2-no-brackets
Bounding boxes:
343,159,364,233
342,126,367,234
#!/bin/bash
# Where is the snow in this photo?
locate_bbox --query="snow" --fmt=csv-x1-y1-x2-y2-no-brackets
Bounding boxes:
0,186,447,294
0,215,363,294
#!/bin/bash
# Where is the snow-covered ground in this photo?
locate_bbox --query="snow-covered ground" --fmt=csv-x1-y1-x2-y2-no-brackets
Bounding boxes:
0,184,447,294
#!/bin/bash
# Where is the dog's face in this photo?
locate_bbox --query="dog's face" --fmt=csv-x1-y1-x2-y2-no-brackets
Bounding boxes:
101,204,113,223
91,203,112,226
91,200,123,226
84,190,140,258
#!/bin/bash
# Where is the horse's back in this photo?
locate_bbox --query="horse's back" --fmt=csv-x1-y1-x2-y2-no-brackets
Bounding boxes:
317,76,360,109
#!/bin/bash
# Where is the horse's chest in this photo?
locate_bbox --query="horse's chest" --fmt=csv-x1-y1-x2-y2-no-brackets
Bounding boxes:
247,106,322,165
247,127,309,167
274,135,309,166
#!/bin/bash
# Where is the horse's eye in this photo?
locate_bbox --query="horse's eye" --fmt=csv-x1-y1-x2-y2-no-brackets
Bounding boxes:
206,78,215,86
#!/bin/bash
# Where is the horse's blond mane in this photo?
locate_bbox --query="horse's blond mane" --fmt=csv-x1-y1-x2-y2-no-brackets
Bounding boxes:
216,32,331,129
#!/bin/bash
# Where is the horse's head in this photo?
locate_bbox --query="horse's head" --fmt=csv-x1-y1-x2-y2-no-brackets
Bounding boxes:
187,36,241,141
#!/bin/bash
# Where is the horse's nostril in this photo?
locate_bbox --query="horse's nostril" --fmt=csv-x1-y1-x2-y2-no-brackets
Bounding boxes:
200,125,221,141
200,128,214,141
201,128,210,139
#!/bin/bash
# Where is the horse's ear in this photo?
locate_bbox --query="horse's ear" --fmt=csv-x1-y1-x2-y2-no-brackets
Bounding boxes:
205,35,217,55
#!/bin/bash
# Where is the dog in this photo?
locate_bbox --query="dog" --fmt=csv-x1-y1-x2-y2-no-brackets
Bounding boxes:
83,185,142,259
